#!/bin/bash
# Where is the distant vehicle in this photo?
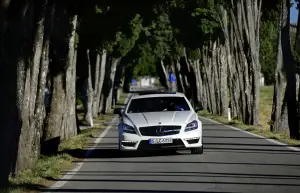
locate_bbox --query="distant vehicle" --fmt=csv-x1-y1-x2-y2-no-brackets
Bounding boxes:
116,92,203,154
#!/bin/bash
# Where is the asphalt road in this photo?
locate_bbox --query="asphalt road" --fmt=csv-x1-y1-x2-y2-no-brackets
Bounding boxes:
43,93,300,193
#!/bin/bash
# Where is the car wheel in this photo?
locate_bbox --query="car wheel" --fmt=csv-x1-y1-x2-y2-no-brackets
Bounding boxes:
191,146,203,154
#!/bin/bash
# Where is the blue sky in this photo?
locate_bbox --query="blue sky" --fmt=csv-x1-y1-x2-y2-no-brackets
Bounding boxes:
291,0,299,24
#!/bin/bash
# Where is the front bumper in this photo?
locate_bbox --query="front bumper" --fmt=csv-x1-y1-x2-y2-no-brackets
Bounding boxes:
119,129,202,151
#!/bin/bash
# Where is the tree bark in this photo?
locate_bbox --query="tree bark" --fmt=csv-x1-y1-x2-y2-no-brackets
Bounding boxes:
62,13,78,138
294,2,300,131
218,5,230,117
0,0,54,183
14,0,47,173
229,0,261,125
92,49,106,117
219,44,228,116
281,0,299,139
271,4,285,133
100,57,121,113
43,3,78,154
91,51,101,118
195,59,204,109
83,49,94,127
189,58,202,108
174,56,185,93
160,59,169,89
245,0,262,126
212,40,221,115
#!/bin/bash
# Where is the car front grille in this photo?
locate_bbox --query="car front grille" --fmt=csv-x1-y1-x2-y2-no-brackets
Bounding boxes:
139,126,181,136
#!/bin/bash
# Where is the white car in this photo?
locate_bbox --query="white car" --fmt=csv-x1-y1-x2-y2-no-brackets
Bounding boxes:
117,92,203,154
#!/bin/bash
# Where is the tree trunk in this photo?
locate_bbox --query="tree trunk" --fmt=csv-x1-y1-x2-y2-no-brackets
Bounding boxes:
281,0,299,139
279,89,289,131
43,3,78,154
92,49,106,117
62,14,78,138
294,2,300,131
160,59,169,89
219,44,228,116
195,59,204,109
14,0,46,173
113,59,124,106
189,58,202,108
271,6,285,133
207,42,217,114
245,0,262,125
101,57,121,113
228,22,239,118
219,5,231,116
202,46,212,112
212,40,221,115
174,56,185,93
227,0,262,125
83,49,94,127
0,0,59,181
108,58,121,110
91,51,101,118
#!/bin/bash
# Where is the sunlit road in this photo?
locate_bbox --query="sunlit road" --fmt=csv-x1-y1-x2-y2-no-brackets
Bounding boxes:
43,90,300,193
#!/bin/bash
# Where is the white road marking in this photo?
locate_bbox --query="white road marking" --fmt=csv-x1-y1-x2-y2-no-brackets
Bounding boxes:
44,94,131,191
200,116,300,152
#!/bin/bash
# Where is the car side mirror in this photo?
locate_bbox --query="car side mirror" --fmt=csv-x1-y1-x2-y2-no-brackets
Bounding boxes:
114,108,124,115
195,107,203,112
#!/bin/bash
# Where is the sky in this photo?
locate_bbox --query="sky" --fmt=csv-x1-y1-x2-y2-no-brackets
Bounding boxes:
291,0,299,24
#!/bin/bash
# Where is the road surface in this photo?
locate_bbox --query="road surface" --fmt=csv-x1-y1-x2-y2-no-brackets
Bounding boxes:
43,95,300,193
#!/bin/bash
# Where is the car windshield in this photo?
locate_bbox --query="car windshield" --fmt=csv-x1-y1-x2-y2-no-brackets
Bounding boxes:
127,96,190,113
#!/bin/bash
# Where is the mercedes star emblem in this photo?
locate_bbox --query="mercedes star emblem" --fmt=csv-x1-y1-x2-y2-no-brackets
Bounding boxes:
156,127,164,136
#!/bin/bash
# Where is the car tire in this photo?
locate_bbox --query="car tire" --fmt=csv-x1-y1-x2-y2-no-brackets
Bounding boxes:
191,146,203,154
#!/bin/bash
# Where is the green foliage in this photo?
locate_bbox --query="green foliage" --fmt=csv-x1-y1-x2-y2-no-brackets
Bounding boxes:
170,0,221,49
192,7,220,38
190,48,201,60
133,42,157,77
113,14,143,58
170,39,185,57
260,20,277,85
259,0,280,85
149,13,174,59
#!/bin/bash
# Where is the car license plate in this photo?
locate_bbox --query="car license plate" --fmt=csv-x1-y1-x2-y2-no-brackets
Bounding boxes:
149,138,173,144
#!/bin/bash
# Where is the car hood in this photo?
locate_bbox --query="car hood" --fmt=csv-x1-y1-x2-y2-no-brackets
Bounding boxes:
126,111,194,126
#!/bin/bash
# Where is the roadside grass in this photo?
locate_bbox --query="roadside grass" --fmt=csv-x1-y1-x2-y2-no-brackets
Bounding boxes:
7,91,127,193
199,86,300,146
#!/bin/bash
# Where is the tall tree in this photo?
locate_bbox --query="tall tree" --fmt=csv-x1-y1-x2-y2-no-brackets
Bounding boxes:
42,0,79,154
279,0,300,139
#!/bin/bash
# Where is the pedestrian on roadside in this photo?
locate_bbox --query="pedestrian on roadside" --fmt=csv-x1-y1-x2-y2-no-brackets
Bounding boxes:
169,71,177,92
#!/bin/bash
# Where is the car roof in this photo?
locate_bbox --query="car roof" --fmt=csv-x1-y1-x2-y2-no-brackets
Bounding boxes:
131,92,186,99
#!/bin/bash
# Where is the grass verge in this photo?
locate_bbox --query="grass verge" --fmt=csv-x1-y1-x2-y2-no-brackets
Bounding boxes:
199,86,300,147
7,91,128,193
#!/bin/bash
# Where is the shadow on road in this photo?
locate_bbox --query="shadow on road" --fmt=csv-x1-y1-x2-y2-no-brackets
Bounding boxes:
42,178,300,187
58,170,300,180
40,188,238,193
62,148,182,159
76,159,300,167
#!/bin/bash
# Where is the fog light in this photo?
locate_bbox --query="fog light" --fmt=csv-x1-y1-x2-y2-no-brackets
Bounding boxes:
121,141,137,147
185,137,200,141
184,137,200,144
122,141,137,143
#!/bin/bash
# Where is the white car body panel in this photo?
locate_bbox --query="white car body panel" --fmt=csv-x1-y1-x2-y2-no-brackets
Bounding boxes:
118,92,203,152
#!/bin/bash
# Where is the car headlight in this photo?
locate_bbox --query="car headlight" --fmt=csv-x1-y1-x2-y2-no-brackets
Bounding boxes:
185,120,198,132
122,124,137,134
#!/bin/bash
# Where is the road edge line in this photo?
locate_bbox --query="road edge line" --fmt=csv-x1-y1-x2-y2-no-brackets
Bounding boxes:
45,93,131,190
200,116,300,152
